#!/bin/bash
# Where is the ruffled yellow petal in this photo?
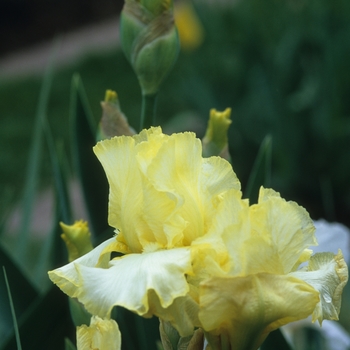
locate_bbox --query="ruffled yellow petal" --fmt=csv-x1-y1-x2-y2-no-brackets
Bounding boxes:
94,135,143,252
290,250,348,324
242,187,317,275
77,316,121,350
70,247,192,318
199,273,319,350
190,188,248,278
48,238,116,297
140,132,206,245
94,127,239,251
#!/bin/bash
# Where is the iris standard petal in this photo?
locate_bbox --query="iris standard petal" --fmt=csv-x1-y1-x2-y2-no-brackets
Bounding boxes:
94,127,239,251
198,156,241,226
190,188,248,278
143,132,205,245
77,316,121,350
73,247,192,318
290,250,348,324
93,135,144,252
199,273,319,350
141,132,240,245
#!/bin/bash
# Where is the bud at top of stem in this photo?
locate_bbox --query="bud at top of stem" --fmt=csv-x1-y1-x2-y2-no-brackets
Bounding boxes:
120,0,179,96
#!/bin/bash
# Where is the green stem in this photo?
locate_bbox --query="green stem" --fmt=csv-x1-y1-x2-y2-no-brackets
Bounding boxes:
140,93,158,130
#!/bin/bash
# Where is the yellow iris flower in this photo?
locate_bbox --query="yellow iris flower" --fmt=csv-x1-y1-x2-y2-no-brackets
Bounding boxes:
48,127,348,349
49,127,239,336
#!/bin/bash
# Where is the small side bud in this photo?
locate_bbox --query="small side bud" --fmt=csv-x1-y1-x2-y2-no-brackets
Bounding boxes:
202,108,232,161
97,89,136,140
77,316,121,350
60,220,94,262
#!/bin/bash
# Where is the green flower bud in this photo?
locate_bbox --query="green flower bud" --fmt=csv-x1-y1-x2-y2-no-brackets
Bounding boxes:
120,0,179,95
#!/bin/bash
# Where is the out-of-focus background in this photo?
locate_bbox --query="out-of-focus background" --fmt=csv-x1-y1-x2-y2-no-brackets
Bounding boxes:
2,0,350,227
0,0,124,225
0,0,123,55
1,0,350,349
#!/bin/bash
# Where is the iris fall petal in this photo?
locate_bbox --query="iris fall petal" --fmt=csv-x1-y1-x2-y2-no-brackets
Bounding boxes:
59,246,192,318
290,250,348,324
199,273,319,350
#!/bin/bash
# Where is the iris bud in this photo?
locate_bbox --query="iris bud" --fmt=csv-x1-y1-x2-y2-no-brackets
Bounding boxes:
120,0,179,95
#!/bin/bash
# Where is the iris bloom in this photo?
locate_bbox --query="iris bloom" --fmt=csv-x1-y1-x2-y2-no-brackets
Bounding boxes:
48,127,348,349
49,127,239,336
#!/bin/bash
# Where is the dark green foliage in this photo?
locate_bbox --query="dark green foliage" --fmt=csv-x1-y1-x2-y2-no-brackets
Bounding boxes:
2,286,73,350
261,329,292,350
69,74,110,240
0,250,37,344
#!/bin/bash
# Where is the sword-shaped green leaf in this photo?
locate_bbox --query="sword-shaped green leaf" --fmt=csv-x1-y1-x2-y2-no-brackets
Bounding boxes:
2,267,22,350
0,247,37,348
69,74,109,240
16,41,59,256
1,286,73,350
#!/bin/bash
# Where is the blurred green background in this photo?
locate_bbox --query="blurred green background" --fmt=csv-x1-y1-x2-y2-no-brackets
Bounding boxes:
1,0,350,348
2,0,350,226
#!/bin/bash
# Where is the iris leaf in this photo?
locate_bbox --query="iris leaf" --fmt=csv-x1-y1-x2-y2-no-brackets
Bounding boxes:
0,246,37,347
1,286,73,350
69,74,110,240
16,40,60,256
2,267,22,350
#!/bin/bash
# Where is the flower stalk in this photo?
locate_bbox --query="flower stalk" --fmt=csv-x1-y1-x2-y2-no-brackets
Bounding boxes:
141,93,158,130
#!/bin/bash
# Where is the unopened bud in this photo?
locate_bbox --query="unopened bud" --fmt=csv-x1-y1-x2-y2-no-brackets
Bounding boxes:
120,0,179,95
